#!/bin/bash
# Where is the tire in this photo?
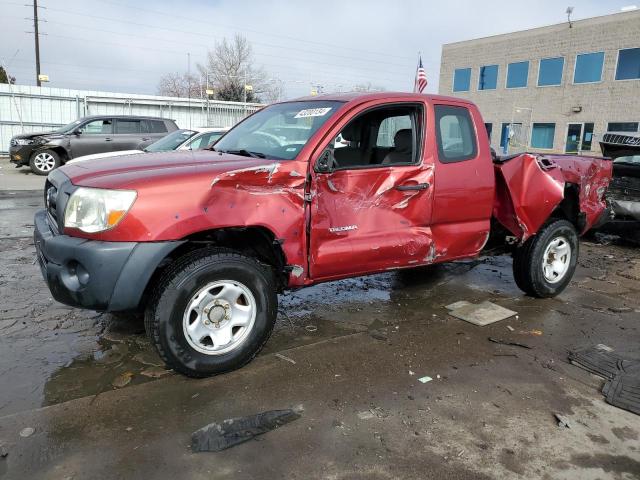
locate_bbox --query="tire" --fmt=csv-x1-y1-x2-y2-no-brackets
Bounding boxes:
144,248,278,377
512,219,579,298
29,149,61,175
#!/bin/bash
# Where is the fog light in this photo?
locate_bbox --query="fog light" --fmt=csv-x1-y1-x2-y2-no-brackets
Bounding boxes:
61,260,90,291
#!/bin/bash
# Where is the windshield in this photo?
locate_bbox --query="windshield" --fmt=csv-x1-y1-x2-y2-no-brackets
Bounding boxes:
214,101,343,160
614,155,640,165
145,129,197,152
54,120,82,134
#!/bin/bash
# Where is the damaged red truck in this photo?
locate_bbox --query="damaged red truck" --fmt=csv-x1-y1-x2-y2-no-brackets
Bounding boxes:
34,92,612,377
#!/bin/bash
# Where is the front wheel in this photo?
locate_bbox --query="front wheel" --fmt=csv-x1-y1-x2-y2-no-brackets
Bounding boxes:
145,248,278,377
512,219,579,298
30,150,61,175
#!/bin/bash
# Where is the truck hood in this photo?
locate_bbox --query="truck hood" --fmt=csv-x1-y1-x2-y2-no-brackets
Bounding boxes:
59,150,286,189
12,131,66,141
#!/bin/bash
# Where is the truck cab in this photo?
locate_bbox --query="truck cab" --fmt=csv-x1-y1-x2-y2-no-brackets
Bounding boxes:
34,92,612,377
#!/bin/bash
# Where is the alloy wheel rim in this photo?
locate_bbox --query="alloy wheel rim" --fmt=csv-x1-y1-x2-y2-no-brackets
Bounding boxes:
542,236,571,284
182,280,257,355
34,153,55,172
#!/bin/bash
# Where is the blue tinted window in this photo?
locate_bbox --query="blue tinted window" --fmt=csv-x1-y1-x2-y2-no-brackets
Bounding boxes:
531,123,555,149
506,61,529,88
574,52,604,83
538,57,564,86
478,65,498,90
453,68,471,92
616,48,640,80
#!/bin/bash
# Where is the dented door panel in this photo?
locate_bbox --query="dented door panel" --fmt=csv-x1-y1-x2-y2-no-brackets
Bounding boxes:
309,165,435,279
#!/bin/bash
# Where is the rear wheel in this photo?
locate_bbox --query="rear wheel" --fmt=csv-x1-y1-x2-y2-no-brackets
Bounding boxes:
512,219,578,298
144,248,278,377
30,150,61,175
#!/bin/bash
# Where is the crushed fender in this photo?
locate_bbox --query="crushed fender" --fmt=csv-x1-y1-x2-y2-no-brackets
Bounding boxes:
191,408,302,452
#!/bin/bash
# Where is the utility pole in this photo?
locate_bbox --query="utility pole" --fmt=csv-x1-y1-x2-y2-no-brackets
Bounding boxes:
33,0,41,86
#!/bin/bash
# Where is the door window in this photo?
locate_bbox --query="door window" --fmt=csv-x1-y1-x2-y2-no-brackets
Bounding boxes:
142,120,168,133
80,119,112,134
186,132,225,149
116,120,141,134
435,105,477,163
582,123,594,151
330,104,422,169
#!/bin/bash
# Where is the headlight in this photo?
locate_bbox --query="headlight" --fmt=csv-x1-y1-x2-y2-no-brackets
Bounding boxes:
15,138,35,146
64,187,137,233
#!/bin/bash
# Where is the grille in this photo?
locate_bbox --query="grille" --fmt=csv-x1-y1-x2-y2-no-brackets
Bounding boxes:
10,138,17,147
602,133,640,147
45,180,58,227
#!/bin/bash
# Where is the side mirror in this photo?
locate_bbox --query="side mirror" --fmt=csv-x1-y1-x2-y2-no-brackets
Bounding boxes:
315,149,335,173
490,146,498,162
73,129,82,135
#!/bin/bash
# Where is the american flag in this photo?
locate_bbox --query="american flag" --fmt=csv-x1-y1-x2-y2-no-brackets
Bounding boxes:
414,56,427,93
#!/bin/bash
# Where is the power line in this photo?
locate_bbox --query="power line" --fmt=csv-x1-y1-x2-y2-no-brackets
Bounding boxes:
93,0,418,62
34,5,427,71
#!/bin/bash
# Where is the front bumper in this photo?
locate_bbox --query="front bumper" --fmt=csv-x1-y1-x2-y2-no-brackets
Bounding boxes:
34,210,184,312
9,144,35,166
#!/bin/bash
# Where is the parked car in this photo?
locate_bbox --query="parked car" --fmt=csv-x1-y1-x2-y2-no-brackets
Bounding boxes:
34,92,612,377
66,127,229,164
599,132,640,222
9,115,178,175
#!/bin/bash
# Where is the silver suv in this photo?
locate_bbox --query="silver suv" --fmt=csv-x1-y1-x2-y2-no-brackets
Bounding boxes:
9,115,178,175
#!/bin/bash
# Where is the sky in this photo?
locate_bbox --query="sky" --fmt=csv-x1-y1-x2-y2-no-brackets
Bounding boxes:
0,0,637,99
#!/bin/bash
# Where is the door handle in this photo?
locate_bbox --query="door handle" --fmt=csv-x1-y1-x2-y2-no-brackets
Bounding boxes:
395,182,430,191
105,137,113,142
142,137,150,141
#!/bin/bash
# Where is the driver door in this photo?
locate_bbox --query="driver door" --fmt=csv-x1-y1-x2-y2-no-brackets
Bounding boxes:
308,102,435,280
70,118,115,158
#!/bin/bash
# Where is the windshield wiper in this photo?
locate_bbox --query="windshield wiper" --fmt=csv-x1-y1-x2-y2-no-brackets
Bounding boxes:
218,149,266,158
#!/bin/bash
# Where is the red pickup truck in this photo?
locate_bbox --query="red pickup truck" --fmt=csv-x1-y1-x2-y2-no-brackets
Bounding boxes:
34,92,612,377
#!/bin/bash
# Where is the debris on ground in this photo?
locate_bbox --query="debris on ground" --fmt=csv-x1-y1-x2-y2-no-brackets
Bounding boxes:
506,325,515,332
445,301,517,326
418,376,433,384
191,409,302,453
111,372,134,388
274,353,296,365
19,427,35,438
554,413,571,428
488,337,532,349
0,444,8,458
304,325,318,333
569,345,640,416
140,367,169,378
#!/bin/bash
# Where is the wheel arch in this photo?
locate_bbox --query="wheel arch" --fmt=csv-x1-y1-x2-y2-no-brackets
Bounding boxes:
550,183,587,232
137,225,289,312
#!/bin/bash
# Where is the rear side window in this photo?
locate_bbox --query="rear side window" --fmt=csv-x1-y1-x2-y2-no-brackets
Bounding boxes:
435,105,477,163
116,120,141,134
143,120,168,133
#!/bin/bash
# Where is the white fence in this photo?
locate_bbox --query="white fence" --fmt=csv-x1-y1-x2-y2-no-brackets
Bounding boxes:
0,84,263,153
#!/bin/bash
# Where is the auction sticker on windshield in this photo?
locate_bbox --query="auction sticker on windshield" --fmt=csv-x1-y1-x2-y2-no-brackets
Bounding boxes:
294,107,332,119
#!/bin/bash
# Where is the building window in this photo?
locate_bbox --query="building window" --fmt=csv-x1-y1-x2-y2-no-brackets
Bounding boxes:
484,123,493,141
574,52,605,83
506,61,529,88
453,68,471,92
607,122,639,132
538,57,564,86
582,123,594,151
531,123,555,149
478,65,498,90
616,48,640,80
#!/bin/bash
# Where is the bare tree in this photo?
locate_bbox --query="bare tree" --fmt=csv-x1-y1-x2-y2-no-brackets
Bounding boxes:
157,72,201,98
197,34,272,103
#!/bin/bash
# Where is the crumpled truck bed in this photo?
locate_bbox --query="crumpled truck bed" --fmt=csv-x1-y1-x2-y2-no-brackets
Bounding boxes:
493,153,612,241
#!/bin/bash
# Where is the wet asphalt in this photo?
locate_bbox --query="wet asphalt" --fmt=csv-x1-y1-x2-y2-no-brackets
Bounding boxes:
0,190,639,479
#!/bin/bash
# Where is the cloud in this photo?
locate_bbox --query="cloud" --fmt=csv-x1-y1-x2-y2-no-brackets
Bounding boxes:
0,0,630,98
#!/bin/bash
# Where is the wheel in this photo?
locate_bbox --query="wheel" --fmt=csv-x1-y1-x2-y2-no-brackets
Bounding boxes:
29,150,61,175
144,248,278,377
512,219,578,298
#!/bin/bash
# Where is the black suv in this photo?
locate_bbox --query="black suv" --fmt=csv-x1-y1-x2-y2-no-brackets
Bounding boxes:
9,115,178,175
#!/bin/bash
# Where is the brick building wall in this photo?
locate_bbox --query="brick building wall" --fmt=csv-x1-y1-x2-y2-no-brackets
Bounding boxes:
438,10,640,155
